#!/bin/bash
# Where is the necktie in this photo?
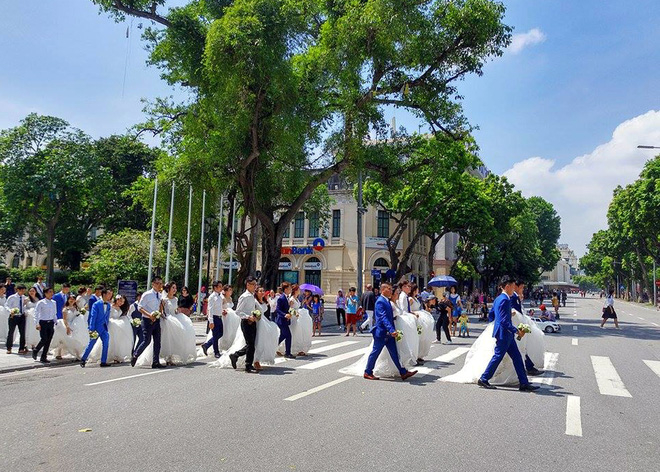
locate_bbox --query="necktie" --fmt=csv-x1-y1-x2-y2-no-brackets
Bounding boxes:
19,296,23,314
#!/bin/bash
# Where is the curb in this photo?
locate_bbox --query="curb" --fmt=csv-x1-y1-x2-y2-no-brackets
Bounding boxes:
0,358,79,375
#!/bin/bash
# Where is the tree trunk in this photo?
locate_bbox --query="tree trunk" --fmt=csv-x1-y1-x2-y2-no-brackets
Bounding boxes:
260,229,283,290
635,247,650,297
46,224,56,288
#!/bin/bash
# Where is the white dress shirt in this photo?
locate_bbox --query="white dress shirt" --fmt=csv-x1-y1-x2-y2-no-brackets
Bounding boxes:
397,291,411,313
235,290,258,319
206,291,221,321
604,295,614,308
138,288,162,317
76,295,87,311
6,293,27,315
0,295,6,307
35,298,58,325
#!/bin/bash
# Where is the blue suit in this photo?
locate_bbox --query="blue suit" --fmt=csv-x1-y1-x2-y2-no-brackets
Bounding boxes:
364,295,406,376
52,291,67,320
480,292,529,385
88,294,98,310
81,300,110,364
511,292,536,371
275,294,292,355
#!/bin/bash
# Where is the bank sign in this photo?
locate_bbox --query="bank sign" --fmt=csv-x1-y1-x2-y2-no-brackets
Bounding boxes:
281,238,325,255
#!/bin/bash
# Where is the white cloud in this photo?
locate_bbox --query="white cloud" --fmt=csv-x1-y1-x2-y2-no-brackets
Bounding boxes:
508,28,546,54
504,110,660,257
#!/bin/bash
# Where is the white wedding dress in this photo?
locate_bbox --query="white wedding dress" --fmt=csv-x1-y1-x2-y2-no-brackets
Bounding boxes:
136,296,197,367
89,307,134,363
203,305,241,352
24,301,40,349
0,305,8,342
340,301,419,378
442,309,545,385
49,307,89,359
410,298,435,360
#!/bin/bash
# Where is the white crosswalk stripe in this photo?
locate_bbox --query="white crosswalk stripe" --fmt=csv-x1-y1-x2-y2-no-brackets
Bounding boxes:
591,356,632,397
432,347,470,363
298,348,370,370
307,341,358,354
643,360,660,378
284,376,353,401
572,338,578,346
311,340,327,345
529,352,559,385
565,395,583,437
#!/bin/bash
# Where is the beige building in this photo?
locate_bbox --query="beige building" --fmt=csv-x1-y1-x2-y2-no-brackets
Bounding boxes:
251,175,432,302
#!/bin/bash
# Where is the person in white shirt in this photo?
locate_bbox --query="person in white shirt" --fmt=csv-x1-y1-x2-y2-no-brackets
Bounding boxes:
6,284,28,354
131,277,165,368
33,276,46,300
397,280,412,313
229,276,259,373
600,288,620,329
32,287,58,363
201,281,226,358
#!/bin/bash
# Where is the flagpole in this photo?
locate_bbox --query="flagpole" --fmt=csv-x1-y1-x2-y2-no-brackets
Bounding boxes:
147,179,158,287
184,185,192,287
228,198,237,285
165,182,175,282
214,194,224,281
196,190,206,314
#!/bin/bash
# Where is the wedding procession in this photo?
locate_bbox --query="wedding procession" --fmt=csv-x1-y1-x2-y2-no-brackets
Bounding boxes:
2,274,547,392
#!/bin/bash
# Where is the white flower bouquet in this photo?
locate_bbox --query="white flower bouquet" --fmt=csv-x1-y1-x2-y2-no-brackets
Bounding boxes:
288,308,299,318
89,330,99,340
9,308,19,318
394,330,403,342
131,318,142,328
416,325,422,335
79,308,87,316
152,311,162,320
516,323,531,340
252,309,262,320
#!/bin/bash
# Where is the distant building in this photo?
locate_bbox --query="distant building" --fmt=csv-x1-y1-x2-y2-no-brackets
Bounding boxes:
540,243,578,290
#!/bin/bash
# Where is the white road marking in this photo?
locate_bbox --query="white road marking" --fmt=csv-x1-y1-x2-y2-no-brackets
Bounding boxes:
307,341,358,354
638,317,645,321
573,313,577,317
652,322,659,327
572,338,578,346
298,348,369,370
432,347,470,363
643,360,660,378
591,356,632,397
85,369,171,386
573,325,578,331
284,376,353,401
565,396,583,437
311,340,328,345
530,352,559,385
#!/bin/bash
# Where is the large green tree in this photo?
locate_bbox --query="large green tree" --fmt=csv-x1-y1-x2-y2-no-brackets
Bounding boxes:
0,114,112,286
527,196,561,272
91,0,513,289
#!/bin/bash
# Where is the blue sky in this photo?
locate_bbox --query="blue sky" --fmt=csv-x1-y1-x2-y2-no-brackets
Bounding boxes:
2,0,660,256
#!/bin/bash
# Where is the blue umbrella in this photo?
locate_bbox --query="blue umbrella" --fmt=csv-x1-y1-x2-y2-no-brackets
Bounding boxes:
427,275,458,288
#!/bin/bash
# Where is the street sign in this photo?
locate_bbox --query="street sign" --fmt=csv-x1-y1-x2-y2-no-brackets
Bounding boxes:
118,280,138,304
371,269,381,276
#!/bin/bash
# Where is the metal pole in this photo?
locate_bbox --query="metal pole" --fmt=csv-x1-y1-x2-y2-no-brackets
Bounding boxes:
357,170,364,300
228,198,237,285
147,179,158,287
184,186,192,287
214,195,225,281
196,190,206,314
165,182,175,282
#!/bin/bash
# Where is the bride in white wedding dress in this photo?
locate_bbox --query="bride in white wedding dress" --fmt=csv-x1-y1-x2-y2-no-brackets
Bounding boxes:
442,308,545,385
340,286,419,378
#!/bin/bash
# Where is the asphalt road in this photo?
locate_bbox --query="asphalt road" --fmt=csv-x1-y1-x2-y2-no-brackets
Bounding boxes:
1,295,658,472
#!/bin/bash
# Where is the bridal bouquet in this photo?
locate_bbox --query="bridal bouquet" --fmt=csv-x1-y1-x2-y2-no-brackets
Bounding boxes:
516,323,531,341
89,330,99,340
131,318,142,328
152,311,162,320
252,309,262,321
9,308,19,318
394,330,403,342
288,308,299,318
79,308,87,316
416,325,423,335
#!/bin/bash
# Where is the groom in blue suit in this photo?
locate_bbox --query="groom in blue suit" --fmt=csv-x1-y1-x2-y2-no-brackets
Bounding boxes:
80,288,113,368
511,281,543,376
363,282,417,381
275,282,295,359
478,278,539,392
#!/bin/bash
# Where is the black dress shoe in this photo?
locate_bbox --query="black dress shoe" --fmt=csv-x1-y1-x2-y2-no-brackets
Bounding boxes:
214,353,221,359
152,363,166,369
416,358,425,366
527,367,544,376
131,356,137,367
32,349,38,360
284,354,296,359
100,363,111,367
229,354,238,369
40,359,50,364
80,360,86,368
245,367,257,374
519,383,540,392
478,379,496,390
201,345,208,356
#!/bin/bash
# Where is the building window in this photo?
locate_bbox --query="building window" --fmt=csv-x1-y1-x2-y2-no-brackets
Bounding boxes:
294,212,305,238
377,211,390,238
11,254,20,269
308,212,319,238
332,210,341,238
283,223,290,239
304,257,322,287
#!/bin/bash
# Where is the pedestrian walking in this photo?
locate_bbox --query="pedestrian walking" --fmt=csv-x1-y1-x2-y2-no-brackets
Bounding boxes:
345,287,359,336
600,289,620,329
336,290,346,331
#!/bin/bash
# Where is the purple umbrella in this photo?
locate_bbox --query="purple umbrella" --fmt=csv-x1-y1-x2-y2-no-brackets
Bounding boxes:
299,283,324,296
